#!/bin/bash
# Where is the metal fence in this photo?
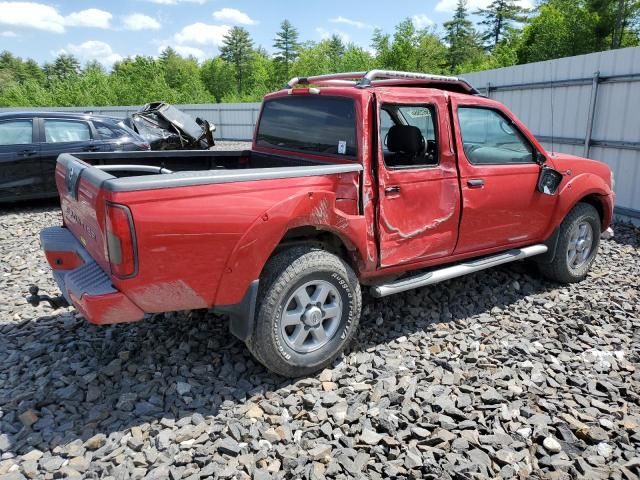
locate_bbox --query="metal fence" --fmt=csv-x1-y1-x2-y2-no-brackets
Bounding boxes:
1,47,638,219
463,47,640,221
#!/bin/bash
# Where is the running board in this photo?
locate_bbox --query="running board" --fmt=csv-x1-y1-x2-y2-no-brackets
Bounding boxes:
371,244,548,298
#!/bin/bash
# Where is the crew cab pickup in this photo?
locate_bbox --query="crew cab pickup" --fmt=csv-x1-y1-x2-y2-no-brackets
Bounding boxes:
33,70,615,377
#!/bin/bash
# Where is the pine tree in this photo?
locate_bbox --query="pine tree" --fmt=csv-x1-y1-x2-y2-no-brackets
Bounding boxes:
443,0,483,70
327,34,345,71
273,20,300,81
220,26,254,94
476,0,528,49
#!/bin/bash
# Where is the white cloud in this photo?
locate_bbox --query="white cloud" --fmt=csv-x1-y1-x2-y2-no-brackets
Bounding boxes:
212,8,256,25
61,41,123,67
329,16,372,29
435,0,531,12
0,30,17,37
316,28,350,44
174,22,230,46
146,0,206,4
411,14,434,29
64,8,112,29
0,3,116,32
158,44,206,60
123,14,161,31
0,2,66,33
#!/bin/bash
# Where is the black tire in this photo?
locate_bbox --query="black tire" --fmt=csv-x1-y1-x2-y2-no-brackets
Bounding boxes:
246,247,362,378
538,202,601,283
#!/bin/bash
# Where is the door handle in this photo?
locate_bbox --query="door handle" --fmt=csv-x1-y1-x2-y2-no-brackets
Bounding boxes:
384,185,401,195
467,178,484,188
18,149,37,157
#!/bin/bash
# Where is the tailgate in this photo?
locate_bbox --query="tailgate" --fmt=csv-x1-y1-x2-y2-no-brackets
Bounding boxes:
56,154,112,273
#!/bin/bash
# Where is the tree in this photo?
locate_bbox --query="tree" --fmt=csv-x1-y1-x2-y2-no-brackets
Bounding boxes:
475,0,528,49
45,54,81,83
517,0,599,63
443,0,485,71
327,34,345,71
273,20,300,82
589,0,640,48
201,57,235,102
371,28,393,68
220,26,254,94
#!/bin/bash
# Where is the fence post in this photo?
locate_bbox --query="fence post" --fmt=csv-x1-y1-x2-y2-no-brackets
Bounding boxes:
584,71,600,158
485,82,491,98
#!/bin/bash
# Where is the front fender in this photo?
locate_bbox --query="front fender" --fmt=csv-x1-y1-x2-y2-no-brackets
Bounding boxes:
547,172,614,235
213,190,368,306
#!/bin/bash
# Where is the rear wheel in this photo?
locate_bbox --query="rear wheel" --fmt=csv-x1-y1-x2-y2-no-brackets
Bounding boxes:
538,203,601,283
246,247,361,378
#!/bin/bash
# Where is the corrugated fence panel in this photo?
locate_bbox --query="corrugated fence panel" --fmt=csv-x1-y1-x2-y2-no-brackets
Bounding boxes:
464,47,640,221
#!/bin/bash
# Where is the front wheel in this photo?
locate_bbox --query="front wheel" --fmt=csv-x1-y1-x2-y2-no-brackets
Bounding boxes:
247,247,362,378
538,202,601,283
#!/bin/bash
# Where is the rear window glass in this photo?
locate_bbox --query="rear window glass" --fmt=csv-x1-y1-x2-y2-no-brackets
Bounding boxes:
256,96,357,157
95,122,134,140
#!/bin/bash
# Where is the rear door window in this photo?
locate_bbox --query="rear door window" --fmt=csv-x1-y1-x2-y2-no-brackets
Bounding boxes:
95,122,133,140
44,120,91,143
256,96,357,157
0,119,33,145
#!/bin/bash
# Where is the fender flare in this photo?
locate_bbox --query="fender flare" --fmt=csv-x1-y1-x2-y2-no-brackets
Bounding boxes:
213,190,368,340
549,173,613,233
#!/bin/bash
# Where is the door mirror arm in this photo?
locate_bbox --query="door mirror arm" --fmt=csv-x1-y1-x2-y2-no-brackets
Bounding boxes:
534,150,546,165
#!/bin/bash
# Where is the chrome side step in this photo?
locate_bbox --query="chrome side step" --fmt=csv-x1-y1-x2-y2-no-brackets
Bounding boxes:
371,244,548,298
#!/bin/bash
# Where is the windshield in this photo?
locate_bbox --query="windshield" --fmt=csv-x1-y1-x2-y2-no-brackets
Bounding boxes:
256,96,357,157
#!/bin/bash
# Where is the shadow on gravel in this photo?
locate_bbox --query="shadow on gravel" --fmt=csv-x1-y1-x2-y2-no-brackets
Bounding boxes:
0,258,557,456
0,197,59,215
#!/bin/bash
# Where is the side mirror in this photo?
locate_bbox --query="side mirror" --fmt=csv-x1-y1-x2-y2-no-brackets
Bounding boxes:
537,166,563,195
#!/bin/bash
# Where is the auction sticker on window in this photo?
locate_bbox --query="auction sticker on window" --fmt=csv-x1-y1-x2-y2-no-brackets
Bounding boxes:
338,140,347,154
406,107,431,118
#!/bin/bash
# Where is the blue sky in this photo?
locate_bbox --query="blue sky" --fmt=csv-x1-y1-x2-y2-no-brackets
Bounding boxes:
0,0,530,66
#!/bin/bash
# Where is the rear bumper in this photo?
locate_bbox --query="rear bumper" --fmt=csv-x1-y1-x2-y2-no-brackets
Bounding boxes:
40,226,145,325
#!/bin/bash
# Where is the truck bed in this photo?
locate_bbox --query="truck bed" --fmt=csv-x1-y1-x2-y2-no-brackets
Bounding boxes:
63,149,361,192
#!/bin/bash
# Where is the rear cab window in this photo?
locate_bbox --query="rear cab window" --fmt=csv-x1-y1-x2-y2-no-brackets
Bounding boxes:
256,96,357,158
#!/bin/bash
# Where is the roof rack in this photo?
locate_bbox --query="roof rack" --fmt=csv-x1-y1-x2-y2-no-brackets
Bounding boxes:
285,70,480,94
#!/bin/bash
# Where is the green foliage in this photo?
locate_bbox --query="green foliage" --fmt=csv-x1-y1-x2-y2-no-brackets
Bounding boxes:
220,26,254,94
201,57,235,102
273,19,300,83
475,0,529,49
1,10,638,108
444,0,485,72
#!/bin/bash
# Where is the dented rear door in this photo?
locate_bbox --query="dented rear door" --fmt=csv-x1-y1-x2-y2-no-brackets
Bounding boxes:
375,89,461,268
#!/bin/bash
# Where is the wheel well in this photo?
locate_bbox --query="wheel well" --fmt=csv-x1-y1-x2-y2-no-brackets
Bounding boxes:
579,194,605,229
273,226,359,270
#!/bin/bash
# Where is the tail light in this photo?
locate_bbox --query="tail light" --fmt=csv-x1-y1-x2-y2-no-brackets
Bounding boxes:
105,202,137,278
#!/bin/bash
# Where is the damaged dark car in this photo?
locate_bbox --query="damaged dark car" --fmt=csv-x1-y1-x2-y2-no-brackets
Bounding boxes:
124,102,216,150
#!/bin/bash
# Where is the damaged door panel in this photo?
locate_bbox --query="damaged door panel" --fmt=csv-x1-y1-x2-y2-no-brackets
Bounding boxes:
375,90,461,267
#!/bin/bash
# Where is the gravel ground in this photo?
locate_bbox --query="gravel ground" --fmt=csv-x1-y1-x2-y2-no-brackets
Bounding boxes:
0,201,638,480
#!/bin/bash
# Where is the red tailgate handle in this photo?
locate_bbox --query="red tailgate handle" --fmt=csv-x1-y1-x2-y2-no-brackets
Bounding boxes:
467,179,485,188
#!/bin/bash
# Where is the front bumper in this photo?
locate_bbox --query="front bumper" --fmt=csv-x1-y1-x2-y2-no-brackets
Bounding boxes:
40,227,145,325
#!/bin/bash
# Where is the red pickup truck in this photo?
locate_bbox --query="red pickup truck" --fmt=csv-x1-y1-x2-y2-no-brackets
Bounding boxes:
32,70,615,377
